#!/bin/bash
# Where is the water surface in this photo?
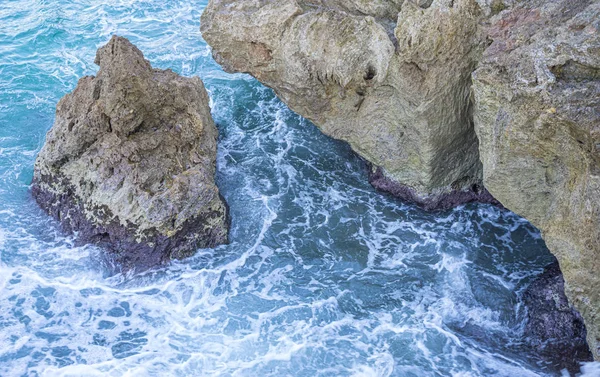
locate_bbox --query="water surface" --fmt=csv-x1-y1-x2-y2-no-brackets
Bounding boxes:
0,1,597,376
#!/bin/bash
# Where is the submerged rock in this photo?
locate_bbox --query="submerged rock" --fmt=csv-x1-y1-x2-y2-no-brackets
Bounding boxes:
523,261,593,370
32,36,228,271
473,0,600,359
201,0,489,209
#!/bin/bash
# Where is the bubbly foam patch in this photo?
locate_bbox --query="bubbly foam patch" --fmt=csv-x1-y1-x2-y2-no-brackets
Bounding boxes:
0,1,596,376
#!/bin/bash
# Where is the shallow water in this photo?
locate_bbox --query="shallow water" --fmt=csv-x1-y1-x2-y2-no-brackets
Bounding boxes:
0,1,598,376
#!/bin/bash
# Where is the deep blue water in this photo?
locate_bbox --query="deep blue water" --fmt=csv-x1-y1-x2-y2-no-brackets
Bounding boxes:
0,1,599,376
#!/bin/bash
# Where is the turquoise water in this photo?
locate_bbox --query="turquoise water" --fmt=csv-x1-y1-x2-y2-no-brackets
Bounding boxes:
0,1,598,376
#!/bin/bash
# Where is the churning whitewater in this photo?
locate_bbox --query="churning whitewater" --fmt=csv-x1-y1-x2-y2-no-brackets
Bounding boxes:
0,1,598,376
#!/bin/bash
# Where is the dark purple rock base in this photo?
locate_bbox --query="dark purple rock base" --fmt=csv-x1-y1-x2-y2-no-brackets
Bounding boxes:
368,166,501,211
31,174,229,273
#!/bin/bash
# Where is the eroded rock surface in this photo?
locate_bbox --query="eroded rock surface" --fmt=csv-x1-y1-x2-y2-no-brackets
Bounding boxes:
32,36,228,271
201,0,492,208
523,261,593,370
473,0,600,358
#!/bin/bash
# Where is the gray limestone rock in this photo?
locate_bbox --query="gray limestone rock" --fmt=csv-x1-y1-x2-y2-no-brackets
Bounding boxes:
473,0,600,359
32,36,229,271
201,0,488,209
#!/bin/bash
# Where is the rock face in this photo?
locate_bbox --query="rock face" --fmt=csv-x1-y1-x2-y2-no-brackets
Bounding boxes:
523,261,593,370
472,0,600,359
32,36,228,271
201,0,494,209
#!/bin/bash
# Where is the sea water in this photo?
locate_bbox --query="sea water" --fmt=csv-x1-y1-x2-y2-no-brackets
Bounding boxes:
0,1,598,376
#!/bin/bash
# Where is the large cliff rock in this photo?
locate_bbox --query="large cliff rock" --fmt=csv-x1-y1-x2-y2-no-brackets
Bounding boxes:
472,0,600,359
32,36,229,271
201,0,495,209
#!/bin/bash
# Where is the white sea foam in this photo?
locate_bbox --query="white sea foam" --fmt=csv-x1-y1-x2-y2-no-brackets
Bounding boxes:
0,0,577,376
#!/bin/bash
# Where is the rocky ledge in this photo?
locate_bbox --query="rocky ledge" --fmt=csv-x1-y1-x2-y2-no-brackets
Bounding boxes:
32,36,228,271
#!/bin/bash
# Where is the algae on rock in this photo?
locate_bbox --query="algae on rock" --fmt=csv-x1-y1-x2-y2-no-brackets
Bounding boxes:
32,36,229,270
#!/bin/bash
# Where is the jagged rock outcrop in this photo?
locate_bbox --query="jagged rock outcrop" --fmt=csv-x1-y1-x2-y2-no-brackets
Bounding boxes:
523,261,593,370
32,36,228,271
472,0,600,359
201,0,496,209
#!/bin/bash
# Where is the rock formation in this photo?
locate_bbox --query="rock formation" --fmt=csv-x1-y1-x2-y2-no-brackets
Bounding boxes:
201,0,496,209
523,261,593,370
32,36,228,271
472,0,600,359
201,0,600,360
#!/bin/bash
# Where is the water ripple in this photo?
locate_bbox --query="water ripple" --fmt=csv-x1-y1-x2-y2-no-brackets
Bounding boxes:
0,0,597,376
